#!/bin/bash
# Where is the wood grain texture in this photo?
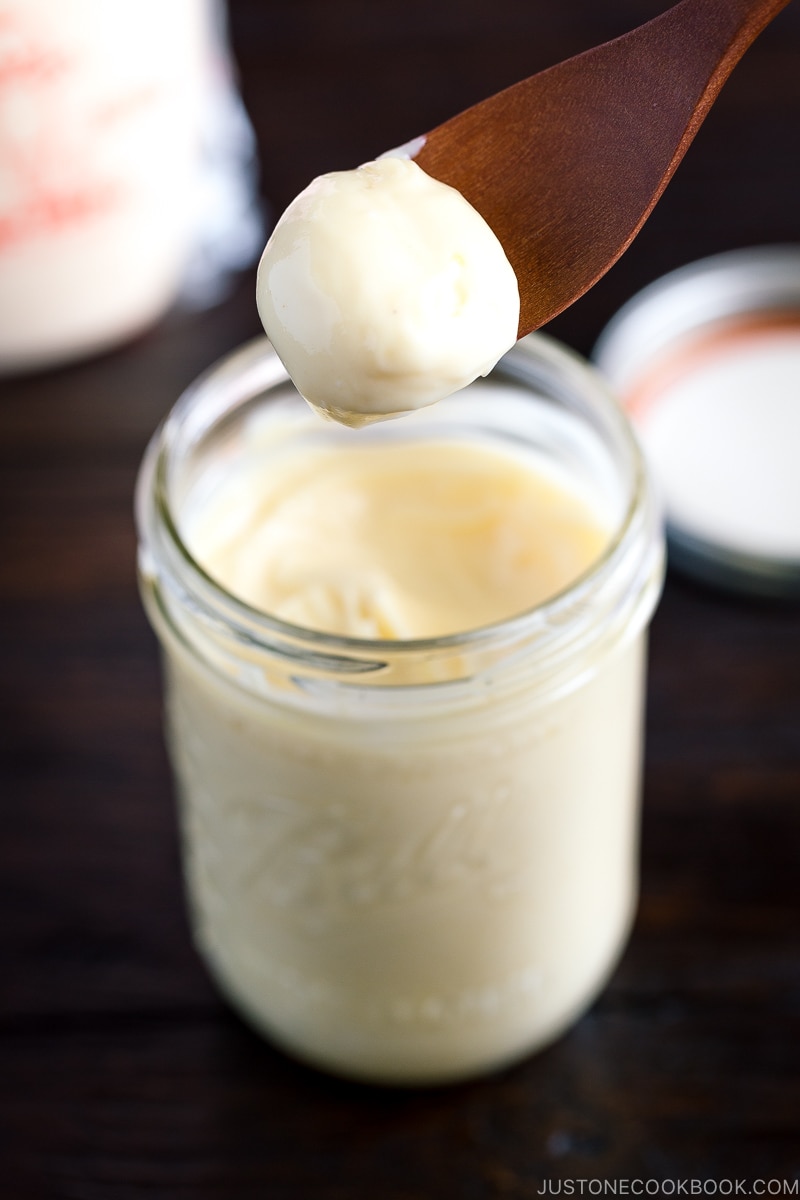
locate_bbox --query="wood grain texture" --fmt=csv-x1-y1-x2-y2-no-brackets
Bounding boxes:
416,0,793,334
1,1,800,1196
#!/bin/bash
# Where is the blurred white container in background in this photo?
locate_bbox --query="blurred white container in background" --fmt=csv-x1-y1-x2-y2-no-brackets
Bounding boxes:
0,0,262,373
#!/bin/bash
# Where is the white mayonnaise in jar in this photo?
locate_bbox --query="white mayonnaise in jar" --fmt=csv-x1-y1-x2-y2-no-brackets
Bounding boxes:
136,333,664,1085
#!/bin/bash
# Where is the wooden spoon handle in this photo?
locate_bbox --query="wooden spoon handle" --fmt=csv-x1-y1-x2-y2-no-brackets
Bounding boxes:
416,0,793,335
617,0,793,177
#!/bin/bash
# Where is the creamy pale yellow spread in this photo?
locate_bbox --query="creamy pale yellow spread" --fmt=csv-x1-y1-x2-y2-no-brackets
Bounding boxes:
256,157,520,425
166,411,640,1087
154,145,643,1088
187,436,610,640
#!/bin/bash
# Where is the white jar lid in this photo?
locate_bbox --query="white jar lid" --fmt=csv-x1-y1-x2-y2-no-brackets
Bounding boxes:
593,247,800,597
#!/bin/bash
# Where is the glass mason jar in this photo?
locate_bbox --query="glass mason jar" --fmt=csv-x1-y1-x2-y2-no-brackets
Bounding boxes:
136,333,664,1086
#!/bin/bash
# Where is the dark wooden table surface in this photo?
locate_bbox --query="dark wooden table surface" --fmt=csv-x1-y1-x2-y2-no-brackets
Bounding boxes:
2,2,799,1196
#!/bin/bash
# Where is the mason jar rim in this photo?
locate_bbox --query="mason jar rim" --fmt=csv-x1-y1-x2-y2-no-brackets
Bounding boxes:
136,333,658,675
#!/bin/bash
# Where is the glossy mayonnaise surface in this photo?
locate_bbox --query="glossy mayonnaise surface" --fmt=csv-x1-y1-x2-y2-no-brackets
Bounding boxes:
186,437,610,641
256,157,520,425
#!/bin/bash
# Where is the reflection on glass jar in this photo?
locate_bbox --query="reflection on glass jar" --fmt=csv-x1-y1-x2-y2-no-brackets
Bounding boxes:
136,333,664,1085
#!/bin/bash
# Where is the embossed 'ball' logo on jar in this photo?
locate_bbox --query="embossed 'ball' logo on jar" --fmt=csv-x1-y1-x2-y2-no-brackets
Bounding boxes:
205,781,527,935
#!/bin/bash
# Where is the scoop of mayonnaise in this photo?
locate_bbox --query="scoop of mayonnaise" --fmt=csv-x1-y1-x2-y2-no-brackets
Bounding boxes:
256,157,520,425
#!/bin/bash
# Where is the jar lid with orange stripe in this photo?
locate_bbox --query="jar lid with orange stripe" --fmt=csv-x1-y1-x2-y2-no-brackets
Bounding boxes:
593,246,800,598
